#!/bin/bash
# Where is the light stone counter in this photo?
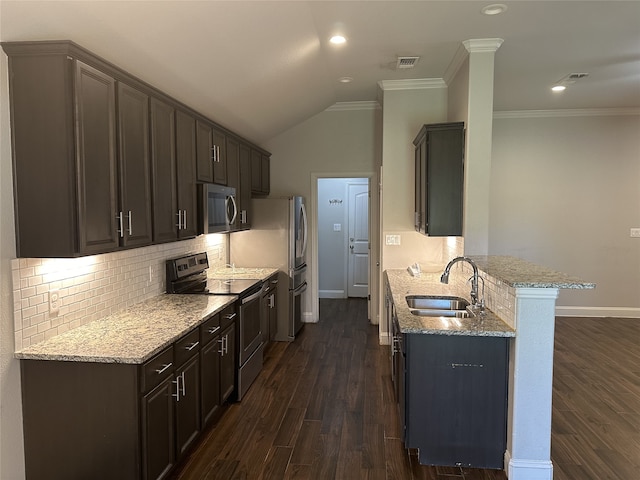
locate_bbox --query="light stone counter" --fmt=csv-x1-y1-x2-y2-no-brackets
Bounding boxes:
208,267,279,281
15,294,237,364
467,255,596,289
385,269,516,337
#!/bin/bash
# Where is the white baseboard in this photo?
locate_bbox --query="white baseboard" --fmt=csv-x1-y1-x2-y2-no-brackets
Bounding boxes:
379,333,391,345
319,290,345,299
507,456,553,480
556,306,640,318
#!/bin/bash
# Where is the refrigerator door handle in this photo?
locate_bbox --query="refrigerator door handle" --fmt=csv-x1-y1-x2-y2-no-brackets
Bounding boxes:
300,202,308,259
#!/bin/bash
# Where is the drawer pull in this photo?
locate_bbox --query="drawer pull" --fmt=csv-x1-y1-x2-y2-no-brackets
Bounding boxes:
185,341,200,351
207,326,221,335
155,362,173,375
223,312,237,321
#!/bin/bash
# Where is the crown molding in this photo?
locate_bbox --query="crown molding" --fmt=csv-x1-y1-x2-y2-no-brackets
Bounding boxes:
325,101,381,112
443,43,470,86
377,78,446,91
493,107,640,119
463,38,504,53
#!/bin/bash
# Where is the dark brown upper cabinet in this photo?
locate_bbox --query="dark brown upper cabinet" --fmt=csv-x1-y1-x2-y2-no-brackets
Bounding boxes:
4,43,154,257
117,82,153,248
238,142,253,228
413,122,465,237
196,120,213,183
251,149,270,196
175,111,199,239
212,128,227,185
3,40,270,256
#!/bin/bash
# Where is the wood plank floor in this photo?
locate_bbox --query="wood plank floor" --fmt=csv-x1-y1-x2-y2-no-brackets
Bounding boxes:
170,300,639,480
552,316,640,480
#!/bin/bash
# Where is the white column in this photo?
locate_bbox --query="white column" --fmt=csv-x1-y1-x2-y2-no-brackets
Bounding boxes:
506,287,559,480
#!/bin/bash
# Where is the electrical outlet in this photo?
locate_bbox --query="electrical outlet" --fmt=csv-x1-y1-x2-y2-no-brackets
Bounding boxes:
49,289,60,316
385,234,401,246
333,223,341,232
631,228,640,238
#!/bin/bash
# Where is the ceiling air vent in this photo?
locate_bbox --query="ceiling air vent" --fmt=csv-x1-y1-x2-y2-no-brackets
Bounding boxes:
396,56,420,69
557,72,590,85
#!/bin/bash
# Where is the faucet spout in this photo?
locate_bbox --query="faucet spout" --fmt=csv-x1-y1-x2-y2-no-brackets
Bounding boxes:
440,256,481,307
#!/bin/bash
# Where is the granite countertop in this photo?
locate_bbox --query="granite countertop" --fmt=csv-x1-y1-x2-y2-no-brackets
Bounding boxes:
385,270,515,337
467,255,596,289
208,267,279,281
16,294,237,364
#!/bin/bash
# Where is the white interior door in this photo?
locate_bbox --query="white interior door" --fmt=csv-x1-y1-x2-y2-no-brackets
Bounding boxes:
347,183,369,298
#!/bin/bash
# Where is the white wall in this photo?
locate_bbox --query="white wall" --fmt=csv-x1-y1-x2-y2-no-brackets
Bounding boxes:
490,112,640,316
263,104,380,323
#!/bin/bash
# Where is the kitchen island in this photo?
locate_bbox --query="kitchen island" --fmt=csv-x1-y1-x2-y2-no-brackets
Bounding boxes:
385,255,594,480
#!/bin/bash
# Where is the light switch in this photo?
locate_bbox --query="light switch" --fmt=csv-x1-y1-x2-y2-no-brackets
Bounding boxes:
333,224,341,232
631,228,640,238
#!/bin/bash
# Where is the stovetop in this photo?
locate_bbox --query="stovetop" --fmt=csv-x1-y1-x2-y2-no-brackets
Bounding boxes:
205,278,262,295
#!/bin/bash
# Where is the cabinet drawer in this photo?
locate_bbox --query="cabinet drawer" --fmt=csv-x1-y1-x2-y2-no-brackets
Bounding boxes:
200,313,221,345
219,304,237,331
141,346,174,393
175,328,201,366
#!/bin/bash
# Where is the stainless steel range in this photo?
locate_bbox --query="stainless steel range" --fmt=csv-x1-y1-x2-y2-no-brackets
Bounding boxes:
166,252,263,401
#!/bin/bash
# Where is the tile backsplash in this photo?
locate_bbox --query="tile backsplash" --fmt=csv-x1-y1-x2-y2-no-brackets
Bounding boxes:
12,234,228,350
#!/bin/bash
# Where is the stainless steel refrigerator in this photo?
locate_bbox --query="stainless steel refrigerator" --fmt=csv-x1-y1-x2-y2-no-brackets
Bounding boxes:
230,196,308,341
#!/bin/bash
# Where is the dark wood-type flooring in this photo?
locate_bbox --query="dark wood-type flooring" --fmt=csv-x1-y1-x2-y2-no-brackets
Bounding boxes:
171,300,639,480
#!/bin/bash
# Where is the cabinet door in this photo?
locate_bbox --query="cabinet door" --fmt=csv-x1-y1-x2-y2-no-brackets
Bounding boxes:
220,324,236,403
196,120,213,183
175,355,201,457
425,124,464,236
200,337,222,426
175,110,198,238
212,128,227,185
414,138,425,233
238,143,252,227
226,137,240,230
141,376,175,480
150,98,178,243
261,154,270,195
75,61,119,255
117,83,153,247
250,149,262,194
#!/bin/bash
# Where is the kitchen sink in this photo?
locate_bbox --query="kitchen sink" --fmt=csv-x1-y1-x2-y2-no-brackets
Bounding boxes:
405,295,469,311
409,308,475,318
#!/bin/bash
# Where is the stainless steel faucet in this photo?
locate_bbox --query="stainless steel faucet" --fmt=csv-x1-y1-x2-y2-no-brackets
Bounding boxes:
440,256,482,307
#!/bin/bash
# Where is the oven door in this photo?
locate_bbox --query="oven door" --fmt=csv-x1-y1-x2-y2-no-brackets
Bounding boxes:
238,288,262,366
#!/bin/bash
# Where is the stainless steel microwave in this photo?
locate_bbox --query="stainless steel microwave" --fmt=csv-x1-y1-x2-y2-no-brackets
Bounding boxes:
199,183,237,234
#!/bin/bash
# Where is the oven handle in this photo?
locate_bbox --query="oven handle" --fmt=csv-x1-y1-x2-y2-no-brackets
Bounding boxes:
242,289,262,304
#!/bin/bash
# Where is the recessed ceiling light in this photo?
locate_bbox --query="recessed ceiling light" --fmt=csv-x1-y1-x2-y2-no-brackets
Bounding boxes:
551,85,567,92
481,4,507,15
330,35,347,45
338,76,353,83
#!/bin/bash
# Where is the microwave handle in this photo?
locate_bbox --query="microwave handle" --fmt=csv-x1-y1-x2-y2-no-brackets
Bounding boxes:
227,195,238,225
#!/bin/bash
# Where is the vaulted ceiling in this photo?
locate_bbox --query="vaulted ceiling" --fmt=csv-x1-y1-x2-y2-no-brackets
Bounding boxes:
2,1,639,144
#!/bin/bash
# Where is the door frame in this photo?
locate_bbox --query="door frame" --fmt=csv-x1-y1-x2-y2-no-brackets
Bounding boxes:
311,172,378,323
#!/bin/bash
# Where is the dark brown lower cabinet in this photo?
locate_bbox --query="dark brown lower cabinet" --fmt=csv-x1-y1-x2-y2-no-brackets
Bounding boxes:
20,313,237,480
398,334,509,469
142,376,176,480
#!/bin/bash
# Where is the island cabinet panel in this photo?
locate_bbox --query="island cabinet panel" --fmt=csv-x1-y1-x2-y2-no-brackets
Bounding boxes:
403,334,509,469
413,122,465,237
21,360,140,480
